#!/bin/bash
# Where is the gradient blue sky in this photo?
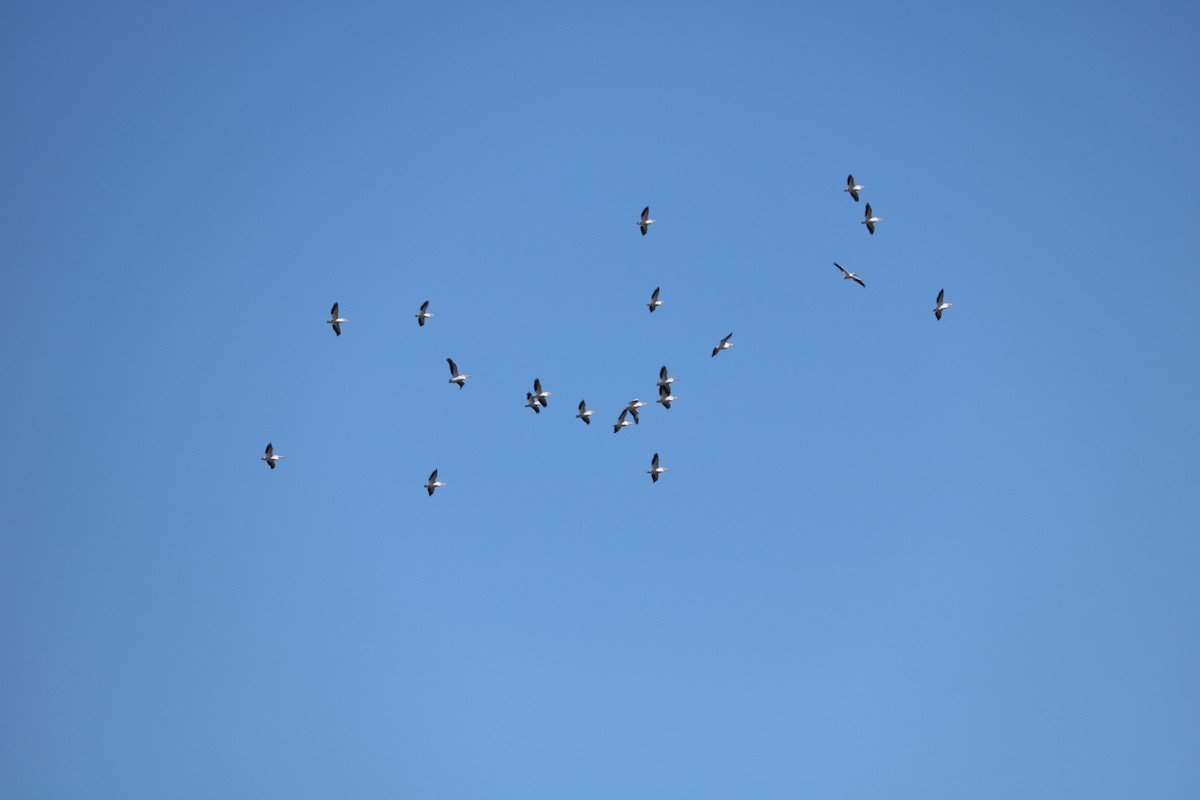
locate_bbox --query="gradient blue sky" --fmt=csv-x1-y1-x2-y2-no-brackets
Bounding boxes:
3,2,1198,797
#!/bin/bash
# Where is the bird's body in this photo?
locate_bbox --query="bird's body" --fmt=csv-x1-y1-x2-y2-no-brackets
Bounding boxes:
261,442,284,470
576,400,596,425
862,204,882,235
657,365,677,389
532,378,551,407
647,286,663,312
326,302,348,336
656,384,678,409
834,262,866,287
525,392,541,413
447,358,471,388
844,174,865,202
637,206,656,236
415,300,434,327
424,469,447,496
613,408,633,433
647,452,668,483
934,289,954,320
712,332,734,357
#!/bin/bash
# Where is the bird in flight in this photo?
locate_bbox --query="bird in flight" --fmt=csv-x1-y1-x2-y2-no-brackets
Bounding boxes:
532,378,551,407
424,469,447,496
656,384,678,409
657,365,677,389
447,358,471,388
646,452,668,483
613,408,633,433
647,286,663,313
326,302,348,336
637,206,656,236
525,392,542,414
834,262,866,287
934,289,954,320
415,300,434,327
844,174,865,202
862,204,882,235
712,332,734,357
261,442,284,470
576,400,597,425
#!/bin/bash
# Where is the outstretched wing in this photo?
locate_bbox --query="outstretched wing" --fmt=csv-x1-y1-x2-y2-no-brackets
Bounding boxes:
330,302,338,317
265,442,273,456
447,358,458,376
937,289,945,305
641,206,650,222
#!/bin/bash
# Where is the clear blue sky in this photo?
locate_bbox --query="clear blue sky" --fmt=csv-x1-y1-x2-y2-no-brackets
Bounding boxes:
2,2,1198,797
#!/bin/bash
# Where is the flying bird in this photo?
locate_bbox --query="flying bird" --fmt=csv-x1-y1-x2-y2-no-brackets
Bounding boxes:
613,408,633,433
424,469,447,496
525,392,542,414
647,452,668,483
261,442,284,470
657,365,677,389
637,206,656,236
415,300,434,327
625,399,647,425
862,204,882,235
834,262,866,287
532,378,551,407
934,289,954,320
656,384,678,409
576,400,597,425
446,358,471,388
647,286,663,312
326,302,348,336
845,174,865,202
712,332,734,357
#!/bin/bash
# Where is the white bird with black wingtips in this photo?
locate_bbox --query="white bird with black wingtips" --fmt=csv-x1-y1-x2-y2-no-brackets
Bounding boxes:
447,358,471,388
862,203,882,235
261,442,284,470
532,378,551,408
576,400,597,425
646,452,668,483
844,174,865,202
711,332,734,357
637,206,656,236
834,262,866,287
415,300,434,327
424,469,446,496
326,302,348,336
647,286,663,312
934,289,953,320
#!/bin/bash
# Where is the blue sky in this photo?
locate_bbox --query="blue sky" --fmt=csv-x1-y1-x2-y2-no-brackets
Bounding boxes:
2,1,1198,797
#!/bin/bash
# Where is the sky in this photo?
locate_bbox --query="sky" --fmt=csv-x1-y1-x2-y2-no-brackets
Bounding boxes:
2,1,1199,797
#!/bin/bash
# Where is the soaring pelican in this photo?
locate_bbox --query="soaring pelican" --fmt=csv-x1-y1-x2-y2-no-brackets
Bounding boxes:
861,204,882,235
656,384,678,409
934,289,954,320
261,442,284,470
525,392,542,414
532,378,551,407
424,469,447,496
576,400,597,425
613,408,633,433
834,262,866,287
647,286,663,312
625,399,647,425
415,300,434,327
326,302,348,336
637,206,656,236
845,174,865,202
711,332,734,357
447,358,471,388
657,365,677,389
646,452,668,483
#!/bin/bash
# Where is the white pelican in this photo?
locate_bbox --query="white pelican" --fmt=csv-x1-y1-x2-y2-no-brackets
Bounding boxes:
862,203,882,235
656,384,678,409
934,289,953,320
447,358,471,388
261,442,284,469
525,392,541,414
415,300,434,327
647,452,668,483
657,365,677,389
424,469,447,496
532,378,551,407
647,286,663,313
576,400,597,425
711,332,734,357
625,399,647,425
326,302,348,336
613,408,633,433
845,174,865,202
834,262,866,287
637,206,656,236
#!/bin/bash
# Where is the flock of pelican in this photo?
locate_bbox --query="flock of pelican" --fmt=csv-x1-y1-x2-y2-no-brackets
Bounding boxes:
263,179,953,489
